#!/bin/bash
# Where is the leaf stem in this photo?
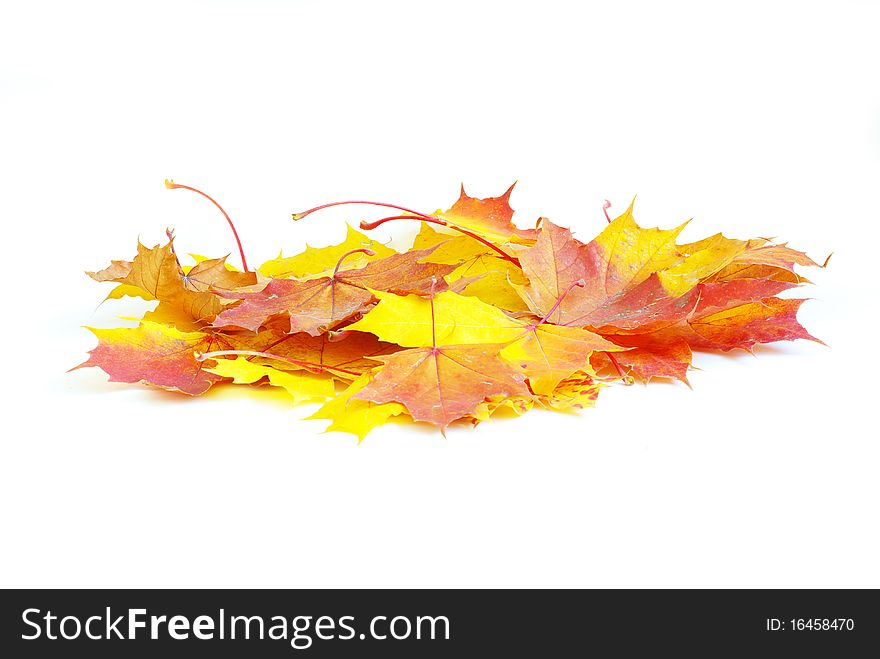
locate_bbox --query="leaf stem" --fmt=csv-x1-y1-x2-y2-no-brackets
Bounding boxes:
537,279,586,325
333,248,376,277
429,277,438,350
294,198,522,266
360,215,521,266
605,351,626,380
603,200,612,224
292,200,436,222
196,349,362,377
165,227,184,274
165,179,250,272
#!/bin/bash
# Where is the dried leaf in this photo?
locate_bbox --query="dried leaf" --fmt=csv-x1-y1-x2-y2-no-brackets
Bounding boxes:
258,226,395,279
355,344,530,431
76,181,826,440
204,357,335,404
72,321,229,395
308,373,407,442
435,183,537,245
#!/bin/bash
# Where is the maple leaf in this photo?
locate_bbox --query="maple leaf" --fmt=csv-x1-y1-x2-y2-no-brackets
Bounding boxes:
181,255,258,292
599,274,820,378
514,215,690,330
308,373,407,442
258,225,395,279
346,289,525,347
591,337,693,384
515,207,758,333
658,233,747,295
654,297,820,352
413,223,530,311
355,344,531,431
349,285,532,430
86,260,132,282
203,357,335,404
225,319,398,380
730,238,825,271
72,321,230,395
693,277,799,316
434,183,537,245
213,247,457,335
87,259,154,302
500,319,623,395
88,242,257,328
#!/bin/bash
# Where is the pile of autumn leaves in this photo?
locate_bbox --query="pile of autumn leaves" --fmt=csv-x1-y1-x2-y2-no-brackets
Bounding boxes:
76,184,823,440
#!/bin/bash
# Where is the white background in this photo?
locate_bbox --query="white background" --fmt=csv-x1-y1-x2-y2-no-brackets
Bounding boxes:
1,0,878,588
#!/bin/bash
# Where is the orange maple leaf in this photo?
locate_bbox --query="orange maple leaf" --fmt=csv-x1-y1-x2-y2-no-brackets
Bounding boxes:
354,289,531,431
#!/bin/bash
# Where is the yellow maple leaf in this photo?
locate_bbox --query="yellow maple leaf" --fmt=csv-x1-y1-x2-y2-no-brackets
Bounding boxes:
500,323,623,395
411,223,488,263
592,200,688,295
204,357,335,404
346,290,524,347
658,233,747,296
413,223,530,311
258,225,395,279
307,373,406,442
